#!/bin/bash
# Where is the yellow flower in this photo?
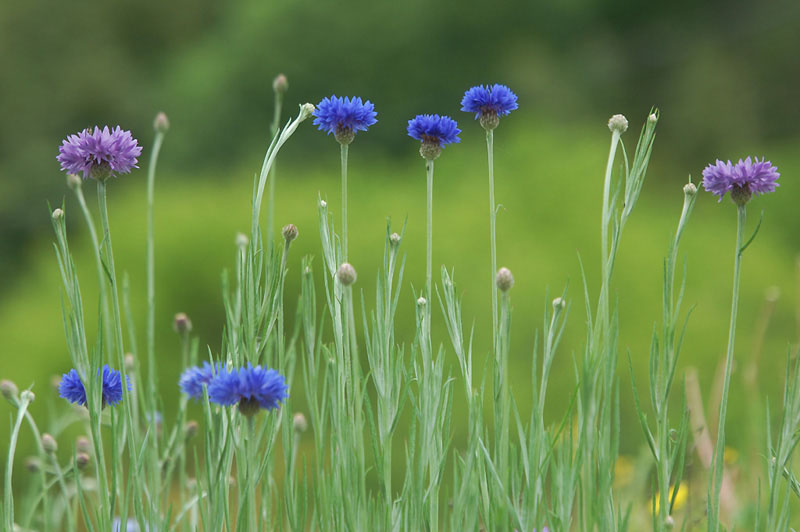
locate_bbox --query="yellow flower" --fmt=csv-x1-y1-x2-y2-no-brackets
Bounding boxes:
652,482,688,515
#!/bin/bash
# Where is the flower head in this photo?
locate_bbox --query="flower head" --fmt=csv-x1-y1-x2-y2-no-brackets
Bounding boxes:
57,126,142,181
407,114,461,160
313,95,377,145
58,365,131,408
461,84,518,129
179,361,222,400
208,363,288,416
702,157,780,205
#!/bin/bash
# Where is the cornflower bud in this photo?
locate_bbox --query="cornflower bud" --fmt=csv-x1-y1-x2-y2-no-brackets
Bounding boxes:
293,412,308,433
273,73,288,94
154,112,170,134
42,433,58,454
282,224,298,243
495,267,514,293
173,313,192,334
336,263,357,286
607,114,629,134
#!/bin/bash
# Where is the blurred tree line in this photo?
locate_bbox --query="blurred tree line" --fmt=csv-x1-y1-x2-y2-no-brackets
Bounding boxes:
1,0,798,280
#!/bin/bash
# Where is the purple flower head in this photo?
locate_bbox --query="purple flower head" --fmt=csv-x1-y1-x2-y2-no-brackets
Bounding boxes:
313,95,377,144
208,363,288,416
58,365,131,408
58,126,142,181
461,84,519,125
702,157,780,205
179,361,222,400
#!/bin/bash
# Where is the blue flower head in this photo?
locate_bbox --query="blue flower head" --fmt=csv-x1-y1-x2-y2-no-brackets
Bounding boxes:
208,363,288,416
461,84,518,129
407,114,461,160
179,361,222,400
58,365,131,408
313,95,377,145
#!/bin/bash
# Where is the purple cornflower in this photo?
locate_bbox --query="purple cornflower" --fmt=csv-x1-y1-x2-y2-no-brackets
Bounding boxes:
702,157,780,205
208,363,288,416
407,114,461,160
179,361,222,400
57,126,142,181
313,95,377,145
461,84,518,130
58,365,131,408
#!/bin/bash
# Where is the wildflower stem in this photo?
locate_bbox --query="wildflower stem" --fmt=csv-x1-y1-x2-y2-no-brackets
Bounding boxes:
267,90,284,245
97,181,125,368
426,159,434,303
600,130,621,327
341,143,349,262
4,393,32,531
146,128,166,412
709,204,747,531
73,184,113,358
486,129,499,365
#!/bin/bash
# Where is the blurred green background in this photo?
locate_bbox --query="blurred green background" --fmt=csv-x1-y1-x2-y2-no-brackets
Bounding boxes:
2,0,799,510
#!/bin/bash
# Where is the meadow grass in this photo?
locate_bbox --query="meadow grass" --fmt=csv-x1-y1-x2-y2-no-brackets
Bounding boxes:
1,83,798,532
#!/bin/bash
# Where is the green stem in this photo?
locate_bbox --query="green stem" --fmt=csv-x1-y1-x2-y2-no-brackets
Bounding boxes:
709,204,747,531
267,93,284,244
97,181,126,369
599,130,621,331
146,131,165,410
74,184,112,358
4,394,31,530
341,143,349,262
426,159,434,303
487,130,498,360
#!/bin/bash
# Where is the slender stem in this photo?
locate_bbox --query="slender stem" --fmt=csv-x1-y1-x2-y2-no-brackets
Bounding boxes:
709,204,746,531
4,395,31,530
426,159,434,303
341,143,349,262
146,130,165,409
97,181,126,368
487,130,498,359
73,185,113,357
267,93,284,244
599,130,621,331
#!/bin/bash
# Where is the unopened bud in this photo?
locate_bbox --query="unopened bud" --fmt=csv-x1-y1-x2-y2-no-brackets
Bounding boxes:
282,224,298,243
0,379,18,400
495,267,514,292
553,297,566,311
665,515,675,528
173,313,192,334
336,263,357,286
417,296,427,307
154,112,170,133
607,114,628,134
235,232,249,249
299,103,315,121
187,477,198,491
649,113,658,124
52,208,64,221
683,182,697,196
50,375,62,392
273,74,288,94
20,390,35,404
76,436,91,454
75,452,90,470
42,433,58,454
389,233,401,246
185,420,199,439
319,199,327,208
67,173,83,189
293,412,308,433
25,457,40,473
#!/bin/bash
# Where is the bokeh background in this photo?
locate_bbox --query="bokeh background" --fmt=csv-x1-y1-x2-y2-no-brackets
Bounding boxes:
2,0,799,519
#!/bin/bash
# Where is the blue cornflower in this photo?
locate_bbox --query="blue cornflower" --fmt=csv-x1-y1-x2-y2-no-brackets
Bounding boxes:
208,363,288,416
460,84,518,129
313,95,377,145
58,365,131,408
702,157,780,205
179,361,222,400
407,114,461,160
